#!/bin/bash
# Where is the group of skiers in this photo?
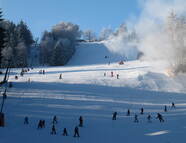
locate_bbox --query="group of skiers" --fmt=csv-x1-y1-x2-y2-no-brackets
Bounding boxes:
112,102,176,123
14,67,34,80
104,72,120,79
20,68,31,77
38,70,45,74
24,115,83,137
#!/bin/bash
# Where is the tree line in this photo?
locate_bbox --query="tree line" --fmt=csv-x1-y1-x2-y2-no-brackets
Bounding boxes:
0,9,82,68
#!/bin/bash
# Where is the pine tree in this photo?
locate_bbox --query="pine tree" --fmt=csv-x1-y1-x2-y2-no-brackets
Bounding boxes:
2,22,18,67
17,20,34,46
51,40,63,66
17,20,34,59
0,9,6,67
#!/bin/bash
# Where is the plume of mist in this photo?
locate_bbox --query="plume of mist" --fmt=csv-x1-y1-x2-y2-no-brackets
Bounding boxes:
104,0,186,71
135,0,186,62
104,23,139,60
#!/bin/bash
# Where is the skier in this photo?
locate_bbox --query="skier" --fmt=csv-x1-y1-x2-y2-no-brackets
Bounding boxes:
164,105,167,112
111,71,114,77
112,112,117,120
104,73,106,76
62,128,68,136
74,126,80,137
127,109,130,116
43,70,45,74
24,116,29,124
140,108,144,114
117,74,119,79
171,102,176,108
79,116,83,127
3,92,7,99
51,125,57,135
59,74,62,79
53,115,57,124
147,114,152,123
134,114,139,123
156,113,164,122
42,120,45,128
37,120,43,129
15,76,18,80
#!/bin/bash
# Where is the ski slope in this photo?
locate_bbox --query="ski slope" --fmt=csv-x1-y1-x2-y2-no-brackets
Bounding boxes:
68,42,126,66
0,42,186,143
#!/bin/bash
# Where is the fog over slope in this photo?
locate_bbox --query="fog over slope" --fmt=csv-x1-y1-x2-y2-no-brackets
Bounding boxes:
101,0,186,72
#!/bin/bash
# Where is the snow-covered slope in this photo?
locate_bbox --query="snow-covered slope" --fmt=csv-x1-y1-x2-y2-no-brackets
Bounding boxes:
68,42,126,66
0,42,186,143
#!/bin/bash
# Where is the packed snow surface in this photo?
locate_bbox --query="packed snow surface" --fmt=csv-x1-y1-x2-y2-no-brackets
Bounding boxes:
0,42,186,143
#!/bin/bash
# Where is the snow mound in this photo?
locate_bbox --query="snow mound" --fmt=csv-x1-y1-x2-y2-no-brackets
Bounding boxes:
137,72,184,92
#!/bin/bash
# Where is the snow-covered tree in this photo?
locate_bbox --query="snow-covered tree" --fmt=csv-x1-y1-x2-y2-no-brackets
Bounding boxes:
14,42,27,67
40,31,55,65
0,9,6,67
52,22,81,44
40,22,81,66
1,20,34,67
115,23,128,36
2,21,18,67
17,20,34,46
165,11,186,73
99,28,113,41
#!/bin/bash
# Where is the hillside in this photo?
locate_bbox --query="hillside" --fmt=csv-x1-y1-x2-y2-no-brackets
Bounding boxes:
68,42,126,66
0,42,186,143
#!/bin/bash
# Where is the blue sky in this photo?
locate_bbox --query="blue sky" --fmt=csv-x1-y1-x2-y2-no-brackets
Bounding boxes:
1,0,141,38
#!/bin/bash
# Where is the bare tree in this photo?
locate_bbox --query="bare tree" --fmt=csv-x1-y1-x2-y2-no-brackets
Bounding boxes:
83,30,96,42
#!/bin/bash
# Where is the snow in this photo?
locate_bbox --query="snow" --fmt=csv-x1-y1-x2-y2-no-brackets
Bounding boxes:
0,42,186,143
145,130,170,136
68,42,126,65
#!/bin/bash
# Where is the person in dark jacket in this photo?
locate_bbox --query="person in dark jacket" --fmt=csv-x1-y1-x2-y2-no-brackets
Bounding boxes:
79,116,83,127
74,126,80,137
147,114,152,123
140,108,144,114
59,74,62,79
104,73,106,76
164,105,167,112
53,115,57,124
24,116,29,124
112,112,117,120
42,120,45,128
117,74,119,79
15,76,18,80
51,125,56,135
37,120,43,129
171,102,176,108
127,109,130,116
62,128,68,136
111,71,114,77
134,114,139,123
156,113,164,122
